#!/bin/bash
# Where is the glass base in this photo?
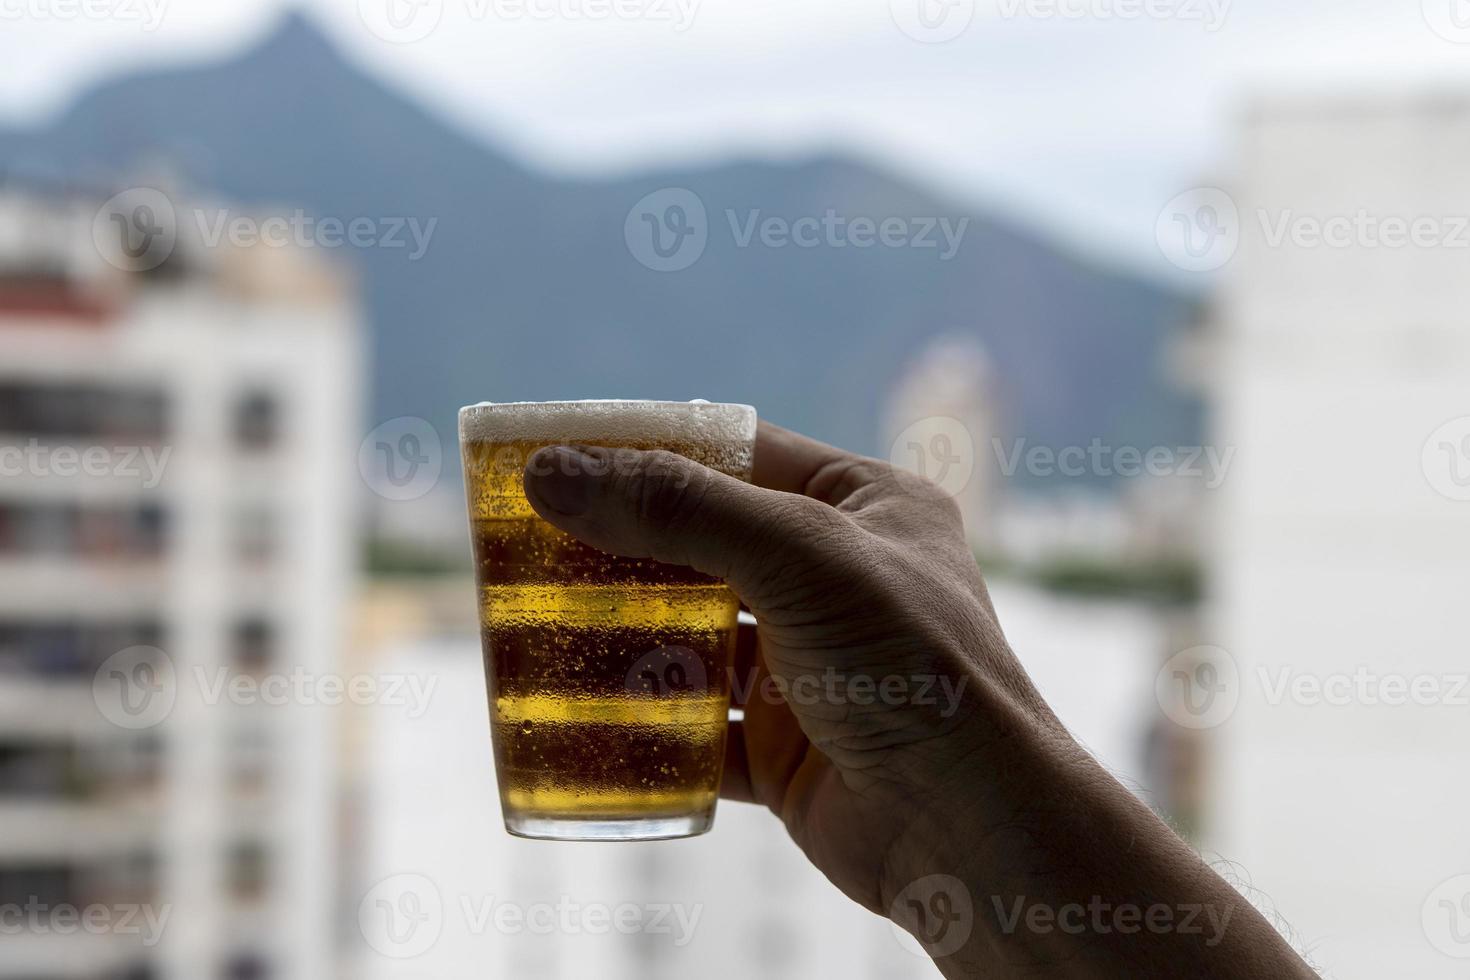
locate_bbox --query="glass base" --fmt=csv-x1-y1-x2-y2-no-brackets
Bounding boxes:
504,812,713,842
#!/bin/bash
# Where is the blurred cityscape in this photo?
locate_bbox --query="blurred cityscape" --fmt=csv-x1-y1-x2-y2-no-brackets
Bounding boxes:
1,6,1469,980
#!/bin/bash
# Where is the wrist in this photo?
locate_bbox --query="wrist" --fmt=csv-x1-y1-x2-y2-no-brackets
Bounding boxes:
877,661,1089,975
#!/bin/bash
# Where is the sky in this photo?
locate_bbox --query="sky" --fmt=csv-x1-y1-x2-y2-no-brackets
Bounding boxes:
1,0,1469,275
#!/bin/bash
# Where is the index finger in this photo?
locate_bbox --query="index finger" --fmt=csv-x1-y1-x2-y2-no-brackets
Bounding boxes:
751,420,883,505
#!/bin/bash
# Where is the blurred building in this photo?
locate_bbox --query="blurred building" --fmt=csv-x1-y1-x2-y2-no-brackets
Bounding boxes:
881,335,999,547
884,334,1208,570
0,185,361,979
1202,96,1470,977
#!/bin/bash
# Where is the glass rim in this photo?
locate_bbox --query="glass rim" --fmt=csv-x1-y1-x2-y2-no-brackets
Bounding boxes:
458,398,754,415
456,399,757,445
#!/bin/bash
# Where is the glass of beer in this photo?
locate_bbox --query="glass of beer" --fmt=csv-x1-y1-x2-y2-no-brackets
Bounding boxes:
459,400,756,841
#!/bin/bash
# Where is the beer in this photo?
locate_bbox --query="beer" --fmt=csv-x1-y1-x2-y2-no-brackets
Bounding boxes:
459,400,756,841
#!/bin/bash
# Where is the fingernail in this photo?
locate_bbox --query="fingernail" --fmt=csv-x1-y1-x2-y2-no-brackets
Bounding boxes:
524,446,596,516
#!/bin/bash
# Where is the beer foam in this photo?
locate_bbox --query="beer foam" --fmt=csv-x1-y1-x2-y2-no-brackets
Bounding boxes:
458,399,757,452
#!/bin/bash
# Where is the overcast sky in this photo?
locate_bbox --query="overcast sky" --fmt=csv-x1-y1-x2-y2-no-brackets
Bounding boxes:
2,0,1468,275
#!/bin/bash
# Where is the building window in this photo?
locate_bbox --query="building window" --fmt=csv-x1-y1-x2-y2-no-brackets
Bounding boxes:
224,953,271,980
0,502,168,559
0,381,167,442
0,864,74,907
96,851,159,907
0,741,79,799
233,391,279,451
0,619,165,678
226,841,270,902
231,617,275,675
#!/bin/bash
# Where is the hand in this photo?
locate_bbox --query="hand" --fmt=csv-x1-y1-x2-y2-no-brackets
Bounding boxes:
522,421,1317,980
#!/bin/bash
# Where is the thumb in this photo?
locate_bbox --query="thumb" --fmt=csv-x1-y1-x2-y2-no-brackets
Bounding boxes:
522,444,842,601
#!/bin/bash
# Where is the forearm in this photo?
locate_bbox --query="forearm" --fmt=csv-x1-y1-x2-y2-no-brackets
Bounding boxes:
885,669,1318,979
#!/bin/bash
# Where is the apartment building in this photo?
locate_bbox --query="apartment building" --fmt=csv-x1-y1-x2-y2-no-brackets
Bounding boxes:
1204,96,1470,977
0,185,361,979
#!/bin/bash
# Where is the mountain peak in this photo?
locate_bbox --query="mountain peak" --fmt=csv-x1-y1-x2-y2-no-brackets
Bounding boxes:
249,9,341,65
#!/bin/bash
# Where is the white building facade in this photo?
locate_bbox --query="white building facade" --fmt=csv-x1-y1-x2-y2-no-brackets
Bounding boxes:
1205,97,1470,977
0,188,361,979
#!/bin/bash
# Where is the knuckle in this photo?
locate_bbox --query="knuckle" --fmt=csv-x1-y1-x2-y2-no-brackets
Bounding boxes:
867,463,965,526
805,454,883,502
927,488,964,525
785,494,850,541
881,461,946,500
756,498,865,586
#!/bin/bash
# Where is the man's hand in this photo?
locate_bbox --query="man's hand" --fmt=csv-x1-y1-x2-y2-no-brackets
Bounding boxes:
522,420,1317,980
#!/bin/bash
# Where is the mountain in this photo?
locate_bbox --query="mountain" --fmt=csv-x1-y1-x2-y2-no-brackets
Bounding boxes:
0,11,1201,479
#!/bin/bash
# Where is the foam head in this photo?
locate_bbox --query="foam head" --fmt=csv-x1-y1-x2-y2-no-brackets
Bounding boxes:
458,400,757,476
